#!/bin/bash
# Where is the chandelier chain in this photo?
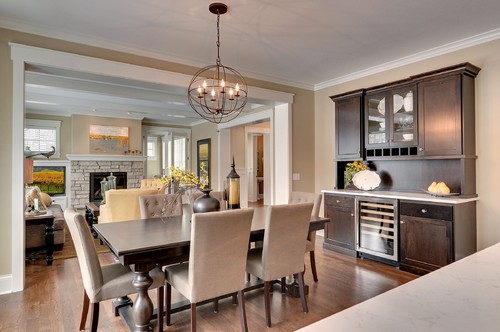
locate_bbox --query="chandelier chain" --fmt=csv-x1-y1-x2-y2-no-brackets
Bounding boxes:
216,11,221,65
187,2,248,124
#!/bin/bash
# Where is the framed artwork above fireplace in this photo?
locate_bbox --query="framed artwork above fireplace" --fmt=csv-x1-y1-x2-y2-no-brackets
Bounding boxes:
89,125,129,154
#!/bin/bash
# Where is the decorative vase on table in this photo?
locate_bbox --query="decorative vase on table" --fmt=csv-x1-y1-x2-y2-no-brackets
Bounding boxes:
192,189,220,213
167,181,180,194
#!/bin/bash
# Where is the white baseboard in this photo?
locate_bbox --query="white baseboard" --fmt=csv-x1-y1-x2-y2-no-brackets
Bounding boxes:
0,274,13,295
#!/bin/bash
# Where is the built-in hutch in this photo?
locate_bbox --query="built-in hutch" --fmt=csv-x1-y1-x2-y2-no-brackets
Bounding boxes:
324,63,480,275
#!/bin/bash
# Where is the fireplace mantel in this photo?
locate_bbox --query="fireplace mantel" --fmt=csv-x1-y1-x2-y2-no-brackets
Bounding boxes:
66,154,147,162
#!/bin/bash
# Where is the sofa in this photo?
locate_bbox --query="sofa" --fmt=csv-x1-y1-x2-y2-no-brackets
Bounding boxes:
26,203,66,251
99,188,161,223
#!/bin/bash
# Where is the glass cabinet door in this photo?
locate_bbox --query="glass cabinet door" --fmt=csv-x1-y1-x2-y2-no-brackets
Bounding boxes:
366,94,388,146
390,85,417,146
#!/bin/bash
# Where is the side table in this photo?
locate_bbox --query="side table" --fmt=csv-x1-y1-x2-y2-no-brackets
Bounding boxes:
25,211,55,265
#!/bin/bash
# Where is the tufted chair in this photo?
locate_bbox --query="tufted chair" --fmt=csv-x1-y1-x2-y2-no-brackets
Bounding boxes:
289,192,322,282
140,178,168,192
139,193,183,219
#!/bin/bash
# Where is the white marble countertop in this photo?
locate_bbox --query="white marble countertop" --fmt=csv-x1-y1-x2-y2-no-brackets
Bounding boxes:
322,189,478,204
298,242,500,332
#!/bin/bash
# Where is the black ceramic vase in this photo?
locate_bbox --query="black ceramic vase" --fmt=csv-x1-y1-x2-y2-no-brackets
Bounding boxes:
192,189,220,213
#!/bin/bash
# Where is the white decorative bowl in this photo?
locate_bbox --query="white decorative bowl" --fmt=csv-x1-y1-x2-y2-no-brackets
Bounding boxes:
393,95,404,113
378,98,385,115
403,91,413,112
352,170,381,191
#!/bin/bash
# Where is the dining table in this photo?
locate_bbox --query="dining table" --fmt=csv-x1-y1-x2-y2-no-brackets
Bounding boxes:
93,206,329,332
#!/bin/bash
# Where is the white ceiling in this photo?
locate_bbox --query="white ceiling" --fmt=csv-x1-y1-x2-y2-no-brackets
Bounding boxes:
2,0,500,126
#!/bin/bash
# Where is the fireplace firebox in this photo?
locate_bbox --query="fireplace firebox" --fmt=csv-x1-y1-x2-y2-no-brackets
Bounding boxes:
89,172,127,203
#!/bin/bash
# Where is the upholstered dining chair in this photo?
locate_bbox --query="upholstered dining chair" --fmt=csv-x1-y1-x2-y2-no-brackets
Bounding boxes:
64,208,166,332
289,191,323,282
165,208,254,332
139,193,183,219
246,202,314,327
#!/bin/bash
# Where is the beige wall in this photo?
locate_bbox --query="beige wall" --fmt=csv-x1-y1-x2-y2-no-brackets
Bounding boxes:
291,90,315,192
25,113,143,157
230,126,246,168
71,115,142,154
315,38,500,250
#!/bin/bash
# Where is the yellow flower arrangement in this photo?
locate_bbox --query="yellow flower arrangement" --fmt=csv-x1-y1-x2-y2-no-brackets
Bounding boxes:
160,163,209,191
344,160,368,185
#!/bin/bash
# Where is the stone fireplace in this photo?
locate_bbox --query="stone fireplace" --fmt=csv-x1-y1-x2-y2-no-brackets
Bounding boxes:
67,154,147,207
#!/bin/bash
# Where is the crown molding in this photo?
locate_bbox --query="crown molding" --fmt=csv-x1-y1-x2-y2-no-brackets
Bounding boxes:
314,28,500,91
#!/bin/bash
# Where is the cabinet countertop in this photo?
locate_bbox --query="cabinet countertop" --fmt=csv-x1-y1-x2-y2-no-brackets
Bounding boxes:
322,189,478,204
298,242,499,332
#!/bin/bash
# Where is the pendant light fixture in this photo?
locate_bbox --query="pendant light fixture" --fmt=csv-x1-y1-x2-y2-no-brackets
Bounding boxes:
188,3,248,124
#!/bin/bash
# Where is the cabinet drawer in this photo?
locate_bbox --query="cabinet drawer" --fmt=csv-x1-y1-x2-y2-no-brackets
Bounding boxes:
400,201,453,221
324,194,354,208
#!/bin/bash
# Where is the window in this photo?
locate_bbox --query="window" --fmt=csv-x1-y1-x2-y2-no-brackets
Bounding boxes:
24,119,61,158
147,137,157,160
173,135,186,169
164,133,188,170
142,126,191,177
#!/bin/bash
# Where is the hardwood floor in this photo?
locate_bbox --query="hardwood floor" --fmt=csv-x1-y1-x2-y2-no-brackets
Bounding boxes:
0,236,417,331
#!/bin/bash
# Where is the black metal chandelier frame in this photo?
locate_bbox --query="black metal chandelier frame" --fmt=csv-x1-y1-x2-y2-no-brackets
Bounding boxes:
187,3,248,124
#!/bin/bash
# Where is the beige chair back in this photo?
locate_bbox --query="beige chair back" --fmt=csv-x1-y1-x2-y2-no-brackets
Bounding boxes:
64,208,104,302
261,202,313,281
289,191,322,217
139,193,183,219
188,208,254,302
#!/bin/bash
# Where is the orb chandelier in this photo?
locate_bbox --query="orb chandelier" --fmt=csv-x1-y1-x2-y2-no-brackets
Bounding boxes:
188,3,248,124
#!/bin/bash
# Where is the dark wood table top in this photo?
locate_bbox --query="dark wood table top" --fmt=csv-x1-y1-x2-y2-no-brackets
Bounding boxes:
24,210,54,221
93,207,329,267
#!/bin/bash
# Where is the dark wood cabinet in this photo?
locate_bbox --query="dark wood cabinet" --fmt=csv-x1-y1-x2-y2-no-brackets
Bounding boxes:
399,200,476,275
323,194,356,256
330,90,364,160
365,83,417,152
416,64,480,157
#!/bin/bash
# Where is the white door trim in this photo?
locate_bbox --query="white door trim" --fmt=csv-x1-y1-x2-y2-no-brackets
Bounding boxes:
9,43,293,292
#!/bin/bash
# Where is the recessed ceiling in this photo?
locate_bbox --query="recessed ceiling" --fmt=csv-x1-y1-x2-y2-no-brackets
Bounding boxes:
2,0,500,125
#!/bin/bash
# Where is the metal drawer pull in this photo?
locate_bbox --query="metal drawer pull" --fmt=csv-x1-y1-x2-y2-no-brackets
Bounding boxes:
336,200,340,204
400,220,405,224
421,209,427,213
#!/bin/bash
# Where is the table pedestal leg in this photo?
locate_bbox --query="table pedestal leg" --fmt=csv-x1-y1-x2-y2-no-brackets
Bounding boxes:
113,296,133,316
286,273,309,298
132,271,153,331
